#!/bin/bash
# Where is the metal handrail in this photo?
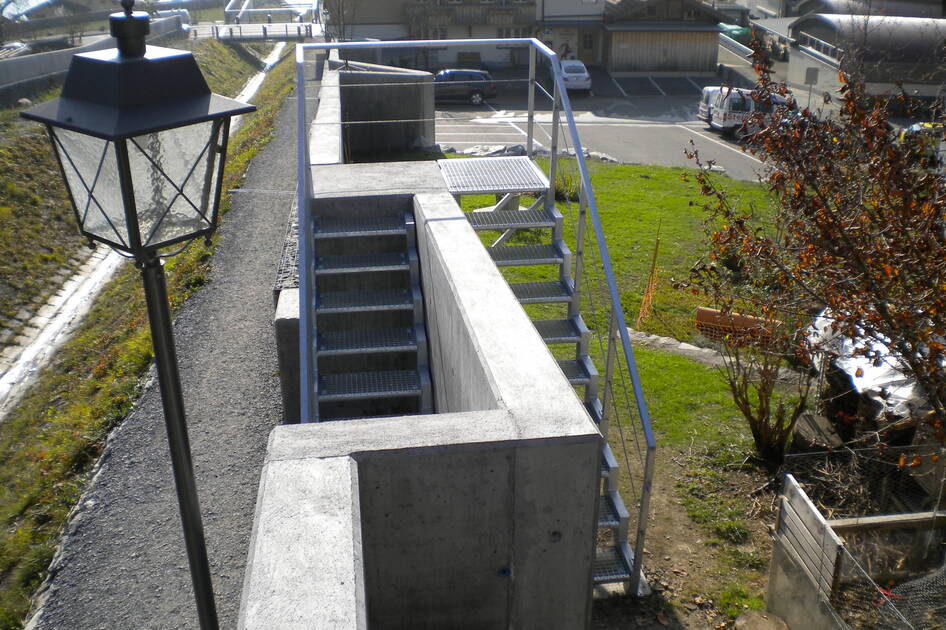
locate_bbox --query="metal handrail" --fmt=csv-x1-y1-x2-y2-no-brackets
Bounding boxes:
294,38,656,595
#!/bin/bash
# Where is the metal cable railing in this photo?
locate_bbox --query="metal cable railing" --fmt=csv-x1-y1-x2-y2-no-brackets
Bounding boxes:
294,38,656,596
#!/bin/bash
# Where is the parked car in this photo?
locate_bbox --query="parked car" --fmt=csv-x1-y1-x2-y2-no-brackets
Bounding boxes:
698,85,723,125
558,59,591,92
710,87,787,140
433,69,497,105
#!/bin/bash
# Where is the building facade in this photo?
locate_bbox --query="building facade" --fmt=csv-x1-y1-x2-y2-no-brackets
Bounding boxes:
603,0,727,72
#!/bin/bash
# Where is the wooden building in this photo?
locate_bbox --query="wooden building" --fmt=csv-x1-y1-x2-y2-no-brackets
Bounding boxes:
603,0,728,72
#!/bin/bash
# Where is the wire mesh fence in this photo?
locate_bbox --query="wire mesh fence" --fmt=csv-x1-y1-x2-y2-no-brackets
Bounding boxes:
781,446,946,629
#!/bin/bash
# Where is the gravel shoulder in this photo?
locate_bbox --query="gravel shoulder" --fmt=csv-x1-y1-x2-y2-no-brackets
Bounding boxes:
26,92,301,630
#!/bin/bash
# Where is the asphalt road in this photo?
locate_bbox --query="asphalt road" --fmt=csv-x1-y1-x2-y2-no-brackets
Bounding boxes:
27,89,307,630
436,88,768,182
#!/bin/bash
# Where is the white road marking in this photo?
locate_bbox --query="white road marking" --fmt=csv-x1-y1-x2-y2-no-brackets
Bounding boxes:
483,103,548,149
676,125,764,165
647,77,666,96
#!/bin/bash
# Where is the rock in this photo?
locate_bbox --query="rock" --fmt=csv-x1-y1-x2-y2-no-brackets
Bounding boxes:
17,98,32,108
734,610,789,630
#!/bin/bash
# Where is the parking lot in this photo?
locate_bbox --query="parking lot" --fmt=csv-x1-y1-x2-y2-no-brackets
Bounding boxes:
611,75,719,97
432,65,767,181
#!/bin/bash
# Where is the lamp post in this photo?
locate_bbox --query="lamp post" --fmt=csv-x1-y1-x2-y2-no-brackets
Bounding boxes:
21,2,254,629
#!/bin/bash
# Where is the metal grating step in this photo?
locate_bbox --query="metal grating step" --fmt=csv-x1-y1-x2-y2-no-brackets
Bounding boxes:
535,319,581,345
510,280,572,304
314,216,406,239
316,253,407,274
558,358,591,386
593,545,632,584
316,288,414,313
489,244,562,267
467,208,556,231
598,494,621,530
317,327,417,356
318,369,421,401
438,156,550,195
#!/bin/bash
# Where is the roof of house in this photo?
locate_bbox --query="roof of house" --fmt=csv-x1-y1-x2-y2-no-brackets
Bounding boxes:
790,14,946,62
793,0,943,18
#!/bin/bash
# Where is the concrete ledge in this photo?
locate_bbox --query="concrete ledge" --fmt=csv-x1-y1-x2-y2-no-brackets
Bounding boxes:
238,455,366,630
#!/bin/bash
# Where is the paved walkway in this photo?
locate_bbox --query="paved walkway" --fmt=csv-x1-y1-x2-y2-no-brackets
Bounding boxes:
27,89,310,629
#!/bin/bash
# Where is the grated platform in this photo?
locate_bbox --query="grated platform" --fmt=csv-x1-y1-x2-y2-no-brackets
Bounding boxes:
438,156,550,195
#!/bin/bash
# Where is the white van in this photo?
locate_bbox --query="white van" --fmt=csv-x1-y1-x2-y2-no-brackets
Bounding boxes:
710,88,787,139
698,86,722,125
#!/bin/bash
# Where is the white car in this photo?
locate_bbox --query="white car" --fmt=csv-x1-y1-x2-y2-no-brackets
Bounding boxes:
559,60,591,92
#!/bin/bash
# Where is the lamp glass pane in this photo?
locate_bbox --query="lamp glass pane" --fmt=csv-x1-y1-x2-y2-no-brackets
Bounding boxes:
52,128,129,248
127,120,220,248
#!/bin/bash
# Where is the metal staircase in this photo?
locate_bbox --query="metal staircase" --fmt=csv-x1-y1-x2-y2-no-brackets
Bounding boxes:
310,210,433,421
439,155,636,589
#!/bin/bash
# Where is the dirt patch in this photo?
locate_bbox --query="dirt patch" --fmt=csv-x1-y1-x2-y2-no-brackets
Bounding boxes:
592,446,777,629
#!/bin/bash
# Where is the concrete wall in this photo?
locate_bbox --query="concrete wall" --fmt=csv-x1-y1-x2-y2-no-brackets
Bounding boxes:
252,162,602,628
0,17,183,91
335,60,435,156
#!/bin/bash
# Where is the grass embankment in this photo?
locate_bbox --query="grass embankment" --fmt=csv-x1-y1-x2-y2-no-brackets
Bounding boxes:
457,160,773,618
0,41,292,629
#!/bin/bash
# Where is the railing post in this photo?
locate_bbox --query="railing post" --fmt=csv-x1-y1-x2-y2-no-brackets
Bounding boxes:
598,310,618,441
527,45,536,158
296,46,316,423
629,444,655,597
569,190,586,321
546,65,560,213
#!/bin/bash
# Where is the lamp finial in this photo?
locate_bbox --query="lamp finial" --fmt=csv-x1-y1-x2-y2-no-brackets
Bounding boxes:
110,0,149,57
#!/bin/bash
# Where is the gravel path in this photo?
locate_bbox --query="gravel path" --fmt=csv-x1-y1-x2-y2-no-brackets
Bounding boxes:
27,93,304,630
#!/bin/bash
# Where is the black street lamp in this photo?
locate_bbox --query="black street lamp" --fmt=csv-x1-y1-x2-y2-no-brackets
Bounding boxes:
21,2,254,629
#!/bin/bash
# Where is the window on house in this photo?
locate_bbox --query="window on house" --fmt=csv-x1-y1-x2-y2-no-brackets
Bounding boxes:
683,8,696,19
498,27,527,38
646,5,657,16
582,33,593,49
